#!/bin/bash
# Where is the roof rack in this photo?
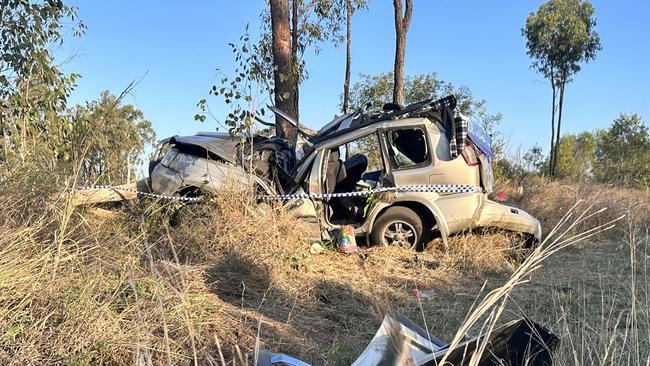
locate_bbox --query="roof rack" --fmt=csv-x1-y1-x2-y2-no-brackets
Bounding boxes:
309,95,458,144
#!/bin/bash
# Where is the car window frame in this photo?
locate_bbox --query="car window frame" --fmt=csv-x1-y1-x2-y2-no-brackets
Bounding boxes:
316,130,386,192
384,125,432,171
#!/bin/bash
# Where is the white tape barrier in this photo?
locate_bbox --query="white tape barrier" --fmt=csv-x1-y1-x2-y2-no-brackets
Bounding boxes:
77,184,483,203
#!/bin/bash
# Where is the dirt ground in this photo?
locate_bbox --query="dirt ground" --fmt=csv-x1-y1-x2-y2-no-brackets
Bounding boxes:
203,234,641,364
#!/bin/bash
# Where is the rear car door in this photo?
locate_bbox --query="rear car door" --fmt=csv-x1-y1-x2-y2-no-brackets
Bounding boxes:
381,123,484,235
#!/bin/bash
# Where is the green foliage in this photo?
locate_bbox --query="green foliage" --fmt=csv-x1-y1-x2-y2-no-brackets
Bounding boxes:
0,0,85,96
256,0,352,85
68,91,156,184
500,115,650,189
523,0,601,83
0,0,85,162
549,132,596,180
594,113,650,188
197,27,268,136
522,145,545,173
534,132,596,180
199,1,368,138
493,145,544,182
522,0,601,177
0,2,152,185
347,72,504,156
492,158,516,182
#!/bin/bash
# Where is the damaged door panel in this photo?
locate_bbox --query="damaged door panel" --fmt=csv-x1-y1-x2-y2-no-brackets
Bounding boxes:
282,190,321,241
151,147,260,195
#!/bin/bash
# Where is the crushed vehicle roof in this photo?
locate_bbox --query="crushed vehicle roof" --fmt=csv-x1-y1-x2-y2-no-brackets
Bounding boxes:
169,133,240,163
159,94,492,158
307,95,459,144
274,94,493,160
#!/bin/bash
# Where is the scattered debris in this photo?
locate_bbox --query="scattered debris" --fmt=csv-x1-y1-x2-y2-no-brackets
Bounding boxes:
256,312,559,366
412,288,435,299
415,254,440,270
338,225,358,254
256,349,311,366
402,255,440,270
308,242,324,255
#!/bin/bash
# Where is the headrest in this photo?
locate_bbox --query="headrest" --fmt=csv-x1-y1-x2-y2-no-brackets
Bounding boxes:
328,148,340,162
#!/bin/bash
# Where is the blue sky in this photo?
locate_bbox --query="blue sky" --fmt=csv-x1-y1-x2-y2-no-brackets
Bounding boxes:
62,0,649,157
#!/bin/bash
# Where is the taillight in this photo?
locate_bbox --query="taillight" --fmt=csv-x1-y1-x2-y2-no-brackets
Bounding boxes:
461,141,479,166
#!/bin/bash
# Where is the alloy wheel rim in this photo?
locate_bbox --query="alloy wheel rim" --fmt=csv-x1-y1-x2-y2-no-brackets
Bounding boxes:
383,221,417,248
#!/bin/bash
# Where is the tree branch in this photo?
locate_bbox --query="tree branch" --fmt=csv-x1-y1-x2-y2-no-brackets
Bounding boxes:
393,0,403,30
403,0,412,31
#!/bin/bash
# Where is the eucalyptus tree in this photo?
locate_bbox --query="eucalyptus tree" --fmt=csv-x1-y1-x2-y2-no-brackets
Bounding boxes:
391,0,412,105
203,0,347,147
0,0,85,161
522,0,601,177
341,0,368,113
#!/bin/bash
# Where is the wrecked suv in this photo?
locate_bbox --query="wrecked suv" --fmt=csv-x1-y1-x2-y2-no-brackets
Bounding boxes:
149,95,541,248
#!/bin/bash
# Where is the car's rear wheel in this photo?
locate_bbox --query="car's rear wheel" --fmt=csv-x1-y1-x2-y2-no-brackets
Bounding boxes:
371,206,428,249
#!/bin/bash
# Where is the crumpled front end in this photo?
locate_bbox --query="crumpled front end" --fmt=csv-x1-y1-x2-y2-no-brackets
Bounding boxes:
150,147,261,196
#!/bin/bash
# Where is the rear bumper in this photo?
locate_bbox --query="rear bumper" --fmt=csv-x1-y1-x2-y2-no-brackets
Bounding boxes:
475,199,542,241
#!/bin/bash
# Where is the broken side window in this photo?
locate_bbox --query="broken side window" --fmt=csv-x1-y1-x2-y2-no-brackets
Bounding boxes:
343,133,383,173
387,128,429,169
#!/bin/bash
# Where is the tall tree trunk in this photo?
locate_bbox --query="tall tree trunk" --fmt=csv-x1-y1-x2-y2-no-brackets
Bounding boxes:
270,0,298,144
290,0,299,134
552,78,566,177
549,78,556,177
392,0,412,105
342,0,352,113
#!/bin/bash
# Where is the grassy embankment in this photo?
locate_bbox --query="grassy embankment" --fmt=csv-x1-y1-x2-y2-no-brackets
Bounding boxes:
1,167,648,365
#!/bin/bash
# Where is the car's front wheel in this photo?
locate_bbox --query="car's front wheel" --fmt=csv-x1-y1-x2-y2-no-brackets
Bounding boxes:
371,206,428,249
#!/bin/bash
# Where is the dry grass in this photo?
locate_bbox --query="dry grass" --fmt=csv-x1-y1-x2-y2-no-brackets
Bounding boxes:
437,202,623,365
498,175,650,236
427,231,518,275
1,166,649,365
512,223,650,365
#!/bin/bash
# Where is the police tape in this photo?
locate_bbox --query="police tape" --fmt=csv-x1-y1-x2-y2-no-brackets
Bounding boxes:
256,184,482,201
77,184,483,203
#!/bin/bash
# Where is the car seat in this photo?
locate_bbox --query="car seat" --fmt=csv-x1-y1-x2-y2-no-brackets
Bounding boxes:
329,153,369,224
335,154,368,193
325,148,346,194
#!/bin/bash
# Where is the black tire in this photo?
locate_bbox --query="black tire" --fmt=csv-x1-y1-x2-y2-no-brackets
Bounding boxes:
371,206,428,249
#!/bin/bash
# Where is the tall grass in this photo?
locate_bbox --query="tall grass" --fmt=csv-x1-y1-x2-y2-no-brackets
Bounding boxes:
547,223,649,365
424,175,650,365
2,165,648,365
436,203,625,365
0,165,304,364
